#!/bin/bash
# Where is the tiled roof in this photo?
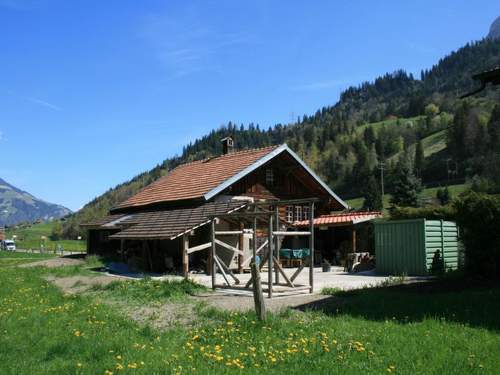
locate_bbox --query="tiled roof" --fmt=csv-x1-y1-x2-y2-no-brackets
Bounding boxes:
80,214,127,228
114,146,279,210
108,201,247,240
294,211,383,227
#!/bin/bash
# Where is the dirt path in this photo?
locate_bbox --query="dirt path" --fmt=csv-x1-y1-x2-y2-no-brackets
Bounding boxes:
19,257,85,268
193,291,332,313
44,274,117,294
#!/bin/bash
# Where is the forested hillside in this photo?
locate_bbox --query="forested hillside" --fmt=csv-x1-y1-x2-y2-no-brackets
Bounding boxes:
63,38,500,238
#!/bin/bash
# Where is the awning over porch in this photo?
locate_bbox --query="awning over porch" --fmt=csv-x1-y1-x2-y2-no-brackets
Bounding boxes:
82,201,247,240
294,211,382,227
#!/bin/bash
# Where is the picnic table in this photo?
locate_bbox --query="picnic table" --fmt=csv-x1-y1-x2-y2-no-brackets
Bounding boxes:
279,248,310,259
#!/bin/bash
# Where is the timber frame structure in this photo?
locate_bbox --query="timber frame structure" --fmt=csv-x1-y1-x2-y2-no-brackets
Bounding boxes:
197,198,317,298
83,140,348,284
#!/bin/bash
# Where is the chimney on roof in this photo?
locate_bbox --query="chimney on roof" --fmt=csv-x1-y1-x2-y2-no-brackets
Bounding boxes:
221,136,234,155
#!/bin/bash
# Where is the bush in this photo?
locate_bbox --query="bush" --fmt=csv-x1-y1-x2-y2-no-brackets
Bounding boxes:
389,205,456,220
454,192,500,278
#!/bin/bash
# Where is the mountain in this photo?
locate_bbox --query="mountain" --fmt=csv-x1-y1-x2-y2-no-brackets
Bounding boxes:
0,178,71,226
488,16,500,40
62,36,500,238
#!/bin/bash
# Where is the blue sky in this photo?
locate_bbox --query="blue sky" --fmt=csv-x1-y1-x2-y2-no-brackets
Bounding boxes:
0,0,498,211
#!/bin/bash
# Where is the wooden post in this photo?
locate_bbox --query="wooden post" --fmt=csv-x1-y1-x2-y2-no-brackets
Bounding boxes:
352,227,357,253
251,262,266,321
309,202,315,293
211,219,216,290
268,214,273,298
182,234,189,279
238,222,244,274
274,205,280,284
252,217,257,260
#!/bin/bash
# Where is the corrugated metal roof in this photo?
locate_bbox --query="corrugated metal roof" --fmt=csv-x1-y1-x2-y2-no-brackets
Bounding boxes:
295,211,382,227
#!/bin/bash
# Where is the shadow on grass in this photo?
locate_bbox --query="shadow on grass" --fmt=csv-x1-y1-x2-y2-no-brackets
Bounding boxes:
297,278,500,331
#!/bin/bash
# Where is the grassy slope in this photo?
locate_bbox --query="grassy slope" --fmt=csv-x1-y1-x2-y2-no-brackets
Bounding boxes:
355,116,425,135
0,260,499,374
6,221,86,251
345,183,469,210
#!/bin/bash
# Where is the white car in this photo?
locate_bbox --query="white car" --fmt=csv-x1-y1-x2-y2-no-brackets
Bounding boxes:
3,240,16,251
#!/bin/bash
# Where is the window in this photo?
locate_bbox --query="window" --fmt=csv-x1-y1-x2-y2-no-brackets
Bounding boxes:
285,206,294,223
294,206,302,222
302,206,310,221
265,168,274,186
284,205,311,222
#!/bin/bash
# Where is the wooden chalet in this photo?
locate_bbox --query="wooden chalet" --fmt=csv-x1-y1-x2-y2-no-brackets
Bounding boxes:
82,138,348,277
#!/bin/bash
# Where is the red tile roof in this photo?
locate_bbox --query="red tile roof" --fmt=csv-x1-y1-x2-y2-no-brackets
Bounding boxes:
114,146,279,210
295,211,382,227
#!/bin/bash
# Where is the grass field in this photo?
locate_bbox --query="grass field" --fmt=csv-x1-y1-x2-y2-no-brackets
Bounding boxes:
5,221,86,252
346,183,469,210
0,254,499,374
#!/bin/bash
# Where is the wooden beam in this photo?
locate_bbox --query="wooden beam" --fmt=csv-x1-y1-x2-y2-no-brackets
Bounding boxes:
273,256,294,287
241,240,267,267
290,262,306,282
187,242,211,254
274,205,280,284
268,215,273,298
213,255,230,286
256,240,269,254
214,238,244,256
250,198,320,206
273,231,311,236
182,234,189,278
214,255,231,286
309,202,315,293
216,255,240,284
215,230,243,235
238,222,244,274
245,252,269,288
352,227,357,253
215,230,254,235
211,220,216,290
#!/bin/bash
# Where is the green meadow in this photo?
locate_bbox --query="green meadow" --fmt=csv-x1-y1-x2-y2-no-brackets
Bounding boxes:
0,254,499,374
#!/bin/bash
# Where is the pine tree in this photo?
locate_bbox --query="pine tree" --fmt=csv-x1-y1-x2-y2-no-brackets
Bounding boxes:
488,104,500,151
363,174,383,211
414,140,424,177
436,186,451,205
390,152,422,207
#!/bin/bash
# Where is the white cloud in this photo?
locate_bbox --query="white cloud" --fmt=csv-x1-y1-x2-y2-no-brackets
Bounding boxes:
140,10,254,78
26,97,62,111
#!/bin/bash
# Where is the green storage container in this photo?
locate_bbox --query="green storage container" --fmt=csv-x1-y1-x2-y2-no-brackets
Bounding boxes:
374,219,462,276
